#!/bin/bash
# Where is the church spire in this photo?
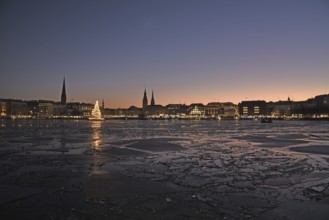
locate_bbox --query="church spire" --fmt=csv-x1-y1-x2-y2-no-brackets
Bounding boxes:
61,77,66,105
142,88,148,111
151,90,155,106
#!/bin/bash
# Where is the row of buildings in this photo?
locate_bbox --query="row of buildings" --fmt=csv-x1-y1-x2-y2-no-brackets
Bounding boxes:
0,98,238,119
2,95,329,120
1,78,329,119
239,95,329,119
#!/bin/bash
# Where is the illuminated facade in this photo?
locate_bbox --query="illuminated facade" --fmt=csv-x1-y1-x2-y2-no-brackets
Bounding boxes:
66,102,93,117
206,102,238,118
290,94,329,118
267,99,292,117
0,100,7,117
221,102,238,118
6,100,29,117
188,103,205,117
2,85,329,120
238,101,267,117
38,100,54,117
166,104,188,117
145,105,167,116
78,103,94,117
206,102,222,116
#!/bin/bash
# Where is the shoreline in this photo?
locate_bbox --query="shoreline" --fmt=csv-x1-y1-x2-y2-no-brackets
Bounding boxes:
1,117,329,121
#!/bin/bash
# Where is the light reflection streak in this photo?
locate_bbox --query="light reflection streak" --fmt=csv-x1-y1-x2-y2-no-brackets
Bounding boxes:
90,121,102,151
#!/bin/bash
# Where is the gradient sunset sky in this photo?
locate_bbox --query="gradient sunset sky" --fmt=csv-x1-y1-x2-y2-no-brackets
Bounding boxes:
1,0,329,108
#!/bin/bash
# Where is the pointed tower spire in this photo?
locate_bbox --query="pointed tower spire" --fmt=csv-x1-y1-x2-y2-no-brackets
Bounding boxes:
61,77,67,105
142,88,148,111
102,99,105,109
151,90,155,106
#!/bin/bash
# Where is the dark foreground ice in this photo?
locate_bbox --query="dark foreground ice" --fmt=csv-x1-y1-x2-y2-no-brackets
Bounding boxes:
0,119,329,219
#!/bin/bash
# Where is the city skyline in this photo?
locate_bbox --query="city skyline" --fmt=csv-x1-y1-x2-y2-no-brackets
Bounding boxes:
1,76,327,108
1,75,328,108
1,0,329,108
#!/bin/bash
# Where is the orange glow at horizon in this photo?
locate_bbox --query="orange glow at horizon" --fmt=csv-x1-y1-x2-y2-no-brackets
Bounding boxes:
96,89,328,109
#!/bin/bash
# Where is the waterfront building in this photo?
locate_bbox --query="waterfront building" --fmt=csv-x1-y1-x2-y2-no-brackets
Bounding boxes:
315,94,329,118
314,94,329,115
127,106,142,117
27,100,39,117
238,101,267,118
145,104,167,117
114,108,128,117
206,102,222,117
102,108,115,118
293,100,315,118
314,94,329,106
38,100,54,118
0,100,7,117
66,102,93,117
0,99,29,118
267,98,293,118
28,100,56,118
290,94,329,118
205,102,238,119
273,101,291,117
108,106,142,118
78,103,94,117
221,102,238,118
6,99,29,117
109,108,131,118
188,103,205,117
166,104,188,117
290,101,306,118
53,102,67,116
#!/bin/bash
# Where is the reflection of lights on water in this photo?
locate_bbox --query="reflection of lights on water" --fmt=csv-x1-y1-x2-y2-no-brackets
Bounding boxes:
93,132,101,150
90,121,102,151
91,121,102,129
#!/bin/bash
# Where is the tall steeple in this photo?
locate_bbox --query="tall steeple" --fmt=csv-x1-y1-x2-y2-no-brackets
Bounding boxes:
151,90,155,106
61,77,67,105
142,88,148,110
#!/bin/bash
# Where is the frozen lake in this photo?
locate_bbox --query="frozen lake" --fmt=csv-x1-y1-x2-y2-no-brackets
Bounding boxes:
1,119,329,158
1,119,329,219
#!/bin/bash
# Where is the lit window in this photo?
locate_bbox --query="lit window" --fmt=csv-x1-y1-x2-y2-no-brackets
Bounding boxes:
243,106,248,114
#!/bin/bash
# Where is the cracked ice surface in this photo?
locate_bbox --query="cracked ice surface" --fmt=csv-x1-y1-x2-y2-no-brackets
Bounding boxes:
1,119,329,219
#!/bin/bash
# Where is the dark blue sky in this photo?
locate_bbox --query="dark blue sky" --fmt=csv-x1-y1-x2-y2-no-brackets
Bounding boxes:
1,0,329,107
